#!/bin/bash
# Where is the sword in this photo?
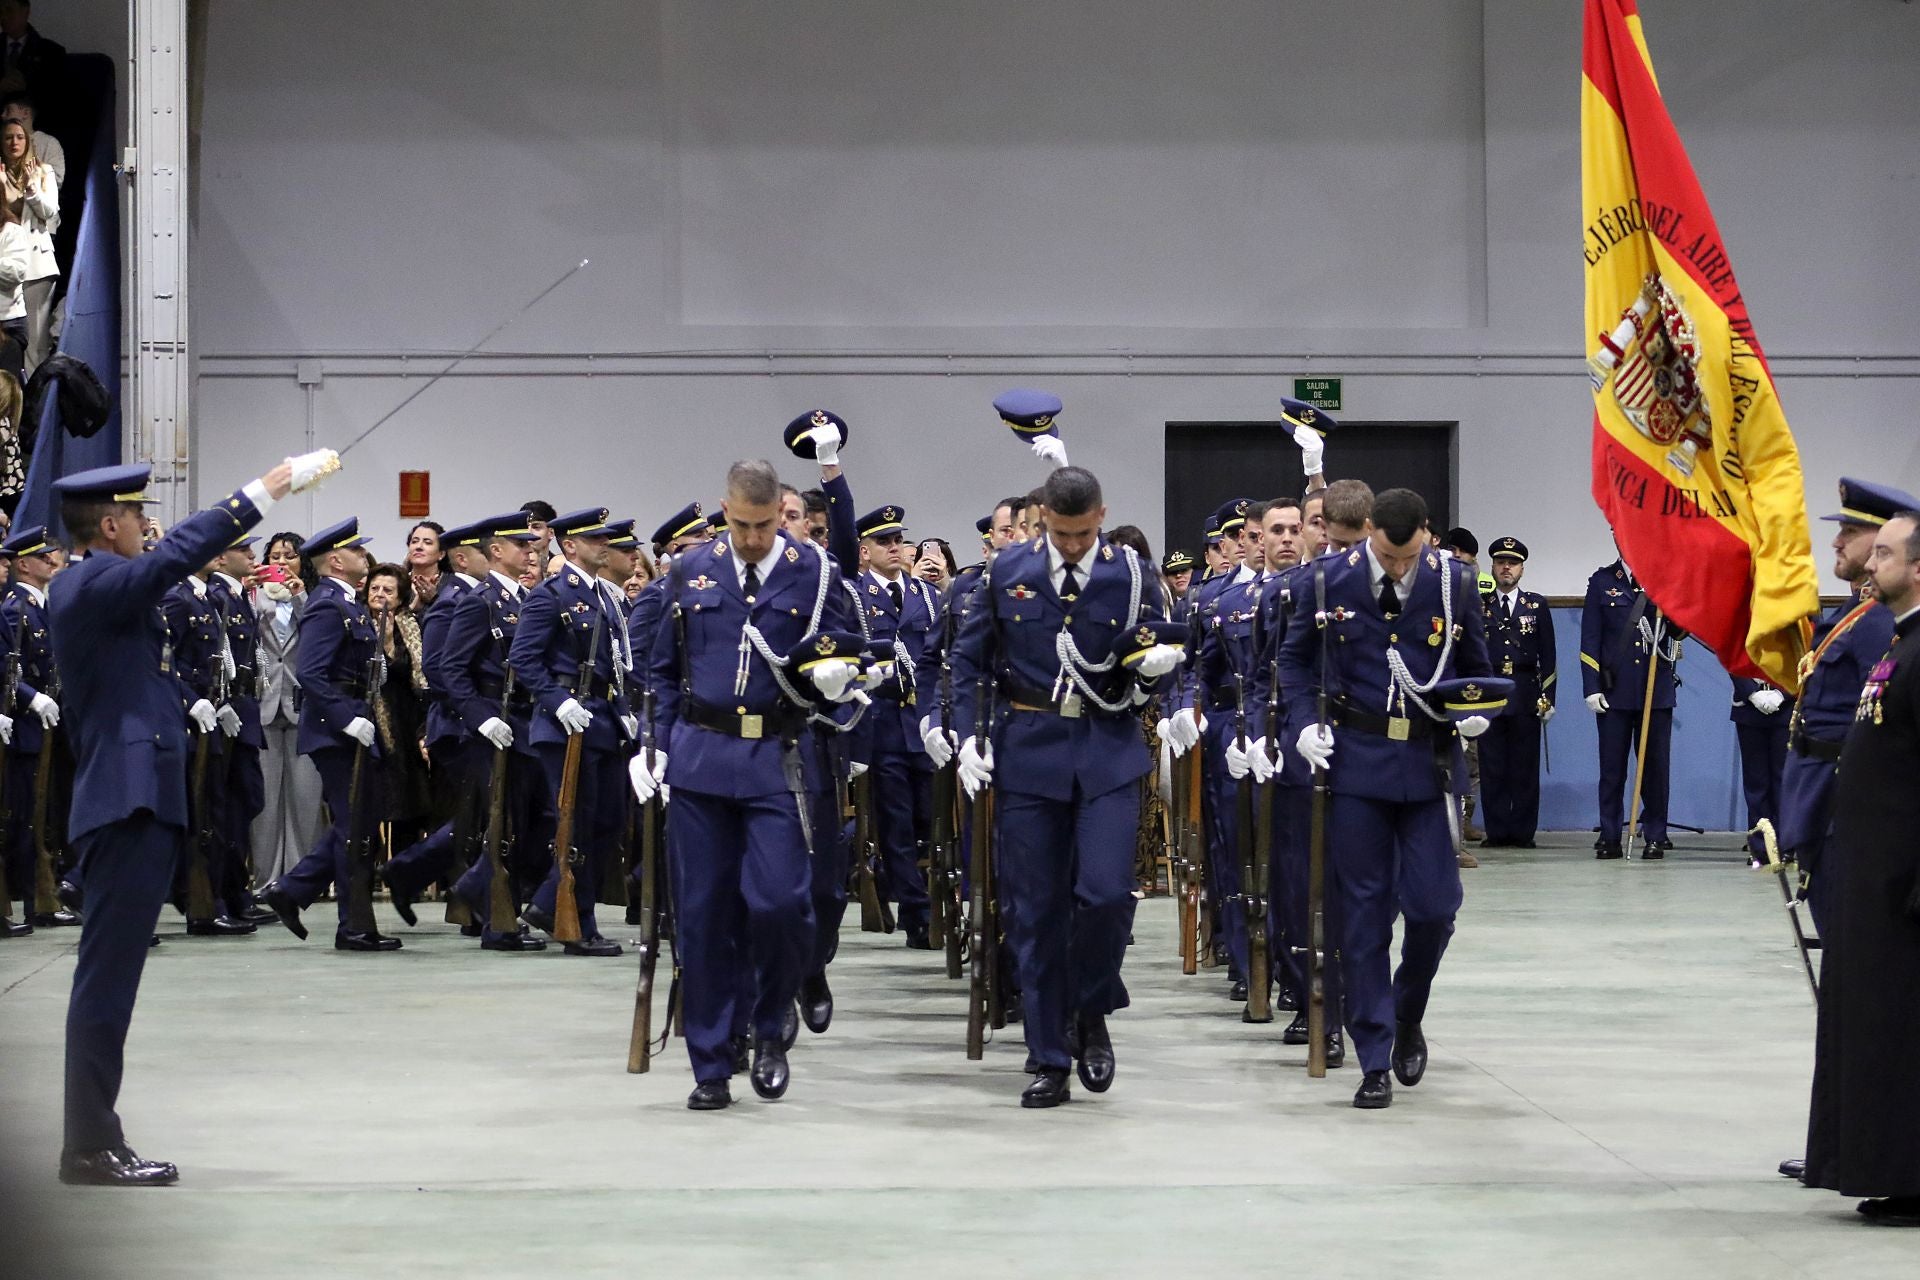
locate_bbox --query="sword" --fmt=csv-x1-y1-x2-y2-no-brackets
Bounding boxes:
1538,697,1552,774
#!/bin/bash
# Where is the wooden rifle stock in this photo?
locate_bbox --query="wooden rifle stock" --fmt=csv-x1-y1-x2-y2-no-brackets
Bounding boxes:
552,602,605,944
628,688,662,1073
481,668,519,935
342,737,379,935
965,675,998,1059
1235,675,1273,1023
851,769,892,933
184,727,218,920
30,725,61,915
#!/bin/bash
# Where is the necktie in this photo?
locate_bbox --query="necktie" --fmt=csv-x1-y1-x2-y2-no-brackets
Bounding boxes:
1503,595,1515,621
1377,575,1399,617
1060,563,1081,600
888,580,903,612
744,563,761,600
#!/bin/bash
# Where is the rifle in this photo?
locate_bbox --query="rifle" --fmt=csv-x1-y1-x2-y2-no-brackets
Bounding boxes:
551,597,606,944
1301,564,1333,1078
479,666,520,935
933,604,964,978
851,768,893,933
627,682,663,1073
342,658,381,936
1240,673,1273,1024
0,614,21,913
185,725,218,920
964,672,998,1060
29,667,64,918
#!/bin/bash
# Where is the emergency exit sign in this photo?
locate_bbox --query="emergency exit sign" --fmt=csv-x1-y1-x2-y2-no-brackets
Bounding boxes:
1293,378,1342,411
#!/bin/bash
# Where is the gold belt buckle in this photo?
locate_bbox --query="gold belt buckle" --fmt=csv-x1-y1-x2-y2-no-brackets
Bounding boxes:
1502,660,1514,675
905,691,917,707
739,714,764,740
1387,716,1411,741
1060,692,1083,719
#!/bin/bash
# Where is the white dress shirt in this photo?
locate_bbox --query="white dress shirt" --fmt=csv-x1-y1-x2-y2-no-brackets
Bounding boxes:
1364,541,1415,609
324,575,358,602
490,570,524,599
731,543,784,595
1045,538,1095,598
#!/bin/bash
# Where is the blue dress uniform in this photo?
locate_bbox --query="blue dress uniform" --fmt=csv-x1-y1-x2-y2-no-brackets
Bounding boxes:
210,553,268,919
1192,565,1265,991
947,534,1171,1096
850,504,942,942
508,508,633,953
159,572,244,927
1477,538,1557,847
645,527,857,1097
271,518,391,944
49,463,267,1175
1730,676,1792,860
1580,560,1682,856
0,528,68,925
1277,542,1491,1098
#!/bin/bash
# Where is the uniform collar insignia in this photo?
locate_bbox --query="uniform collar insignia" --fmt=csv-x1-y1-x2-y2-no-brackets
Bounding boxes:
785,545,799,563
867,582,879,594
1101,544,1114,561
1425,552,1439,570
712,541,727,558
566,573,580,586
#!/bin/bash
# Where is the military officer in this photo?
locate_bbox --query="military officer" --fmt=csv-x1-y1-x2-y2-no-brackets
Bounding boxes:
0,523,74,929
942,465,1182,1108
1278,488,1494,1110
51,454,308,1186
1730,675,1791,866
510,507,632,956
1579,549,1684,859
635,458,863,1111
263,517,397,950
1477,537,1557,849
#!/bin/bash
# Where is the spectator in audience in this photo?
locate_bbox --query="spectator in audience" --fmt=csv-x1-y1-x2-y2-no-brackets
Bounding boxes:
0,92,57,187
366,561,433,853
404,519,447,616
912,536,958,591
252,532,324,885
0,367,20,512
0,114,54,373
0,3,63,116
0,187,26,358
623,545,657,601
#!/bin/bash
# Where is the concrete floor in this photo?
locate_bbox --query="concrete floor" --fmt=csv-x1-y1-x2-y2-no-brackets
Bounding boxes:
0,833,1907,1279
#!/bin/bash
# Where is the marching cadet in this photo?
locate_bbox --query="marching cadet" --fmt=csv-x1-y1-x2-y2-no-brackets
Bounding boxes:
0,524,74,930
1476,537,1557,849
1579,546,1684,859
1729,674,1791,867
1278,488,1496,1110
509,507,632,957
439,513,551,950
943,465,1183,1108
1161,550,1194,606
1440,529,1491,851
633,458,864,1111
161,556,255,935
209,536,276,926
262,517,398,950
51,454,310,1186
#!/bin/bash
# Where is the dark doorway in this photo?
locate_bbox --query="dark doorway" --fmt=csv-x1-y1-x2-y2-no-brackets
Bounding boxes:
1162,421,1458,560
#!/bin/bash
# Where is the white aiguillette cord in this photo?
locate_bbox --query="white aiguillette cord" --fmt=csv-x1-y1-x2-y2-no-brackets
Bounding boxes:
337,259,592,459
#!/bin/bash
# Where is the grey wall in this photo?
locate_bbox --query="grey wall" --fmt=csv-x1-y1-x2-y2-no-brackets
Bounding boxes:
49,0,1919,589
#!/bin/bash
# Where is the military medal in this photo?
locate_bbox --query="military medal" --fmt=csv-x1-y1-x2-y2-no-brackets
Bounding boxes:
1858,655,1896,725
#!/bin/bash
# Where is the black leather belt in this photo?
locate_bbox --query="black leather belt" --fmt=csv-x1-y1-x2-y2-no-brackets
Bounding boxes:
685,698,805,743
1331,698,1445,742
872,687,917,707
1790,730,1843,763
1002,680,1131,722
571,674,618,701
1208,691,1238,712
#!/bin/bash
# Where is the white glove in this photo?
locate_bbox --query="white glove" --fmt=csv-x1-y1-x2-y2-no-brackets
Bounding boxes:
958,736,995,798
1295,723,1335,771
188,698,218,733
1134,644,1182,679
807,424,842,467
555,698,593,735
811,658,862,703
1224,737,1254,780
1297,427,1326,477
1030,435,1069,468
859,660,895,691
1248,736,1274,784
920,714,957,767
1749,688,1785,715
621,714,641,739
1165,706,1204,756
0,714,12,746
849,761,869,778
1457,715,1491,740
343,716,376,748
1585,692,1609,714
216,704,243,737
28,692,58,728
285,448,341,493
1538,702,1557,724
628,750,669,804
477,716,514,750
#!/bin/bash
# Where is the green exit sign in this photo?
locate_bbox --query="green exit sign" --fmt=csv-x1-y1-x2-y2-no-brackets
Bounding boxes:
1293,377,1342,410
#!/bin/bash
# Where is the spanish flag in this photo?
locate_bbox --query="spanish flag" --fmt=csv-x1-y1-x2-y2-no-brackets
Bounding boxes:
1582,0,1817,690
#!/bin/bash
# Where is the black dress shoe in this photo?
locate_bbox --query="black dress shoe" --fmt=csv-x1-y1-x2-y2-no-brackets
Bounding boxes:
379,866,418,927
521,905,555,936
58,879,85,914
1002,987,1024,1024
1392,1019,1428,1087
903,923,932,950
1353,1069,1393,1109
460,921,482,938
776,1001,800,1052
1073,1013,1115,1093
150,935,161,947
30,909,81,927
1643,840,1671,860
239,903,279,925
562,936,622,957
58,1146,179,1187
1021,1069,1071,1109
687,1080,732,1111
0,918,32,938
265,887,308,941
334,930,403,952
1283,1010,1310,1046
730,1035,752,1074
1210,940,1229,966
1229,978,1248,1002
1595,841,1624,860
1275,987,1300,1012
1777,1157,1806,1180
750,1038,790,1100
186,915,258,937
799,972,833,1034
481,926,547,952
1326,1030,1346,1069
1857,1196,1920,1224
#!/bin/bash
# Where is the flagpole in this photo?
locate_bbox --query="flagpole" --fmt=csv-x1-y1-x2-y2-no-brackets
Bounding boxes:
1622,614,1663,858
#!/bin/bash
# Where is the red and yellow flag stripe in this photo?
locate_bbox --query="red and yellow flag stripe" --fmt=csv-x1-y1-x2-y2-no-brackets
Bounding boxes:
1582,0,1817,690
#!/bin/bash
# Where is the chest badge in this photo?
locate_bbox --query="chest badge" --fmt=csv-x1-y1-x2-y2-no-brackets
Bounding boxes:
1858,657,1897,725
1007,585,1037,601
1428,617,1445,647
566,574,580,586
1519,616,1536,634
688,575,715,591
867,583,879,596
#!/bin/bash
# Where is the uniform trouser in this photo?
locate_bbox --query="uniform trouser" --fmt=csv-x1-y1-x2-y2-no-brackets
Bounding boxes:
1478,711,1542,844
221,740,266,913
529,740,621,941
4,750,37,910
1204,745,1250,983
1278,784,1344,1016
178,732,231,921
999,782,1138,1073
1735,723,1789,854
386,740,482,895
1260,782,1304,1002
871,751,931,932
806,782,848,977
251,720,325,886
453,746,555,942
1596,707,1672,843
279,746,379,928
64,813,176,1153
668,788,814,1083
1329,792,1462,1074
